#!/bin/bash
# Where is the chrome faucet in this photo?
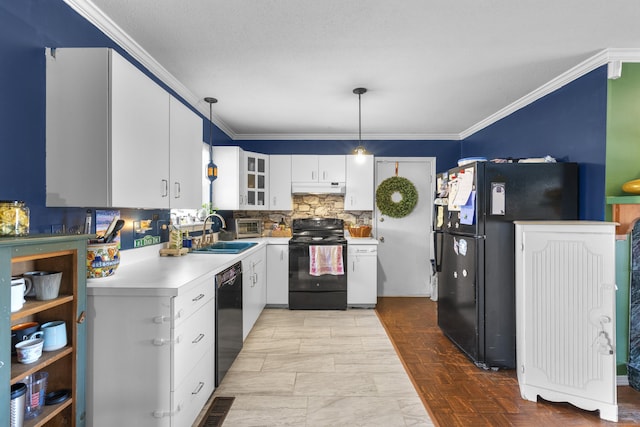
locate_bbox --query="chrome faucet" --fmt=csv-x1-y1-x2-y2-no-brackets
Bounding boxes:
202,213,226,244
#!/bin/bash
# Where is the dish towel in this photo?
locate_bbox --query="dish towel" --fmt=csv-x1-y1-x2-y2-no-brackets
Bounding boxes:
309,245,345,276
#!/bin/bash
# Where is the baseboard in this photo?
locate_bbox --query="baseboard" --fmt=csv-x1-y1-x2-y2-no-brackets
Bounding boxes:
617,375,629,386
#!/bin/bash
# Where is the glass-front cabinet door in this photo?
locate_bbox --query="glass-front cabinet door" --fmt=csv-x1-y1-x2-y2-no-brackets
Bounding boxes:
245,152,269,209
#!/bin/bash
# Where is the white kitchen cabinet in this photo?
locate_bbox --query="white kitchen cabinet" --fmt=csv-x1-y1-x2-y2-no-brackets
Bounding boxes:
245,152,269,209
212,147,271,210
242,246,267,340
87,274,215,426
291,155,346,183
267,243,289,306
269,155,293,210
345,154,374,210
212,146,245,210
46,48,202,209
347,244,378,307
515,221,617,422
169,96,206,209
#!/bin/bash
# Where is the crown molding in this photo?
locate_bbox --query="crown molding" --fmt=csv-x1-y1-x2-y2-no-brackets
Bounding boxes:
54,7,640,143
63,0,237,139
233,132,460,141
459,48,640,140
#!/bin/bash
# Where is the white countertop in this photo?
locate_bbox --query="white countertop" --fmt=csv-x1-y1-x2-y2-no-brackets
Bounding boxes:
87,238,274,297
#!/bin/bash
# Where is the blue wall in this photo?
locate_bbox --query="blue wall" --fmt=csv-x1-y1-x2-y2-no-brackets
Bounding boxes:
461,67,608,220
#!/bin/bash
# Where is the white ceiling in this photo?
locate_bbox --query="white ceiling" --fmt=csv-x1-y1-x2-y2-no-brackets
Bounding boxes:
69,0,640,141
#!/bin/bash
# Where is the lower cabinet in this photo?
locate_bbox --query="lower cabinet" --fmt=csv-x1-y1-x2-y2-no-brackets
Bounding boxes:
242,246,267,341
87,273,215,426
266,243,289,306
347,244,378,307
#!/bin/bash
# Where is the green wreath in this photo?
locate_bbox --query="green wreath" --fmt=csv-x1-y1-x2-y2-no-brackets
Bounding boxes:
376,176,418,218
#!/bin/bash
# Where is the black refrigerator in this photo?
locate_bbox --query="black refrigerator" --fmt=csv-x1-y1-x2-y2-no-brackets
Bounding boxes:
434,161,579,369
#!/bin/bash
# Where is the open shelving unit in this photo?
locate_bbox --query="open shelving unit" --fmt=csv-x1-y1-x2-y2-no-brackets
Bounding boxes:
1,235,88,427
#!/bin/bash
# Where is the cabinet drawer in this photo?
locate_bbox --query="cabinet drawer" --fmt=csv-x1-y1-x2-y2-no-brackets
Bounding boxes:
173,298,214,388
173,348,215,427
174,275,214,326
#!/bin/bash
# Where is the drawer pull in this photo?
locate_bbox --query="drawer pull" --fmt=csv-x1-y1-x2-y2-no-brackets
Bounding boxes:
153,336,181,346
192,293,205,302
153,310,182,324
192,333,205,344
192,381,205,395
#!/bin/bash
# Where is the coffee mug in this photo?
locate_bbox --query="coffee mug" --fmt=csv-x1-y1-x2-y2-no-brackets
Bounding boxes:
23,271,62,301
15,337,44,364
10,277,32,312
40,320,67,351
11,322,40,355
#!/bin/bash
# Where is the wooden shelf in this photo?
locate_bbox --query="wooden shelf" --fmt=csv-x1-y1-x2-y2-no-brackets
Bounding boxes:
607,196,640,238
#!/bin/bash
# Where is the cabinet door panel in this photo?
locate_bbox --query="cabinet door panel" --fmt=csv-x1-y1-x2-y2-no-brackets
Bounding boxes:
319,155,345,182
345,155,374,210
169,96,203,208
269,155,292,210
111,52,170,208
267,245,289,305
291,155,318,182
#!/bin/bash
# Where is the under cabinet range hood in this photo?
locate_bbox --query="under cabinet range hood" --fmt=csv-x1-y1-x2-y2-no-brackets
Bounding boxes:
291,182,346,195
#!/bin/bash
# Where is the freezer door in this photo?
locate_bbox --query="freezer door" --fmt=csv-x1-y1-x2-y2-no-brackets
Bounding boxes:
437,233,482,364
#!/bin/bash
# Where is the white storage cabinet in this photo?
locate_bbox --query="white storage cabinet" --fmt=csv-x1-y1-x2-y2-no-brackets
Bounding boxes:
269,155,293,210
291,155,345,183
347,244,378,307
515,221,617,422
245,152,269,209
46,47,202,209
87,274,215,426
345,154,374,210
242,246,267,340
266,242,289,306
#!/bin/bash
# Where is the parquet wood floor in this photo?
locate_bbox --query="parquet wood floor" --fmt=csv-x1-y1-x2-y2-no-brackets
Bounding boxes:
376,297,640,426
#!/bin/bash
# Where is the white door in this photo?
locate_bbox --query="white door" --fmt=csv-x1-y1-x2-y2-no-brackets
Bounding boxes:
375,157,435,296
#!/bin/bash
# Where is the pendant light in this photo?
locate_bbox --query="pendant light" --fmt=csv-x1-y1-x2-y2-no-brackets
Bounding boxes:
204,97,218,184
204,97,218,210
353,87,368,162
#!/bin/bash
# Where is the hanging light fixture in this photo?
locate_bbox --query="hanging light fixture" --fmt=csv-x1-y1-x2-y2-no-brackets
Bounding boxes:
204,97,218,185
353,87,368,161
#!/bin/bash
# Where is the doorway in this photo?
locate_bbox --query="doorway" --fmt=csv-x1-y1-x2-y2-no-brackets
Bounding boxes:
374,157,435,296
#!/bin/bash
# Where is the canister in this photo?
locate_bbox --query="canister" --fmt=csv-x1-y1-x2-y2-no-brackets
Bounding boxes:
0,200,30,236
10,382,27,427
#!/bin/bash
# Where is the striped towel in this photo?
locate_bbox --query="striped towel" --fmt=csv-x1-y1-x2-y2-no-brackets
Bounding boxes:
309,245,344,276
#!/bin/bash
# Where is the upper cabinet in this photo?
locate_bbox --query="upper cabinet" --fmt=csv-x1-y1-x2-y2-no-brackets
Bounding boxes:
269,155,292,211
46,48,202,209
169,97,206,209
291,155,345,183
212,146,245,210
245,152,269,210
345,155,374,210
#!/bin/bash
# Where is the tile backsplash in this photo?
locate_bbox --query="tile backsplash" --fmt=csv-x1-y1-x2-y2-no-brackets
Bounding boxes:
233,194,372,233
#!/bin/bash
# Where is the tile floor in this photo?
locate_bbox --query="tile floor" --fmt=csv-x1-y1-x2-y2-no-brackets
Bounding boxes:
211,308,434,426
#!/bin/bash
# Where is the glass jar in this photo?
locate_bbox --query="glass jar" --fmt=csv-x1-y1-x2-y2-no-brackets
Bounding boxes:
0,200,30,237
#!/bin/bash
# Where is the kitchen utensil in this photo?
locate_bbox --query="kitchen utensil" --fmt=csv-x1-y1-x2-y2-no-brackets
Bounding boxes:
11,322,40,355
40,320,67,351
23,372,48,419
15,337,44,364
102,217,119,240
87,242,120,278
104,219,124,243
10,383,27,427
23,271,62,301
11,277,31,312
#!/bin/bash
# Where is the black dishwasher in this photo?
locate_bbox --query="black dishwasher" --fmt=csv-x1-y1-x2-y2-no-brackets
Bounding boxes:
215,261,243,386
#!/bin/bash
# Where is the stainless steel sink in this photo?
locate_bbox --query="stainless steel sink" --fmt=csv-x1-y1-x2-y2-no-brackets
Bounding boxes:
192,241,257,254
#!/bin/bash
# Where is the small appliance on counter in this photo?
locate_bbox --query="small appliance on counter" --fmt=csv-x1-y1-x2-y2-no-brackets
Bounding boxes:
235,218,263,238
